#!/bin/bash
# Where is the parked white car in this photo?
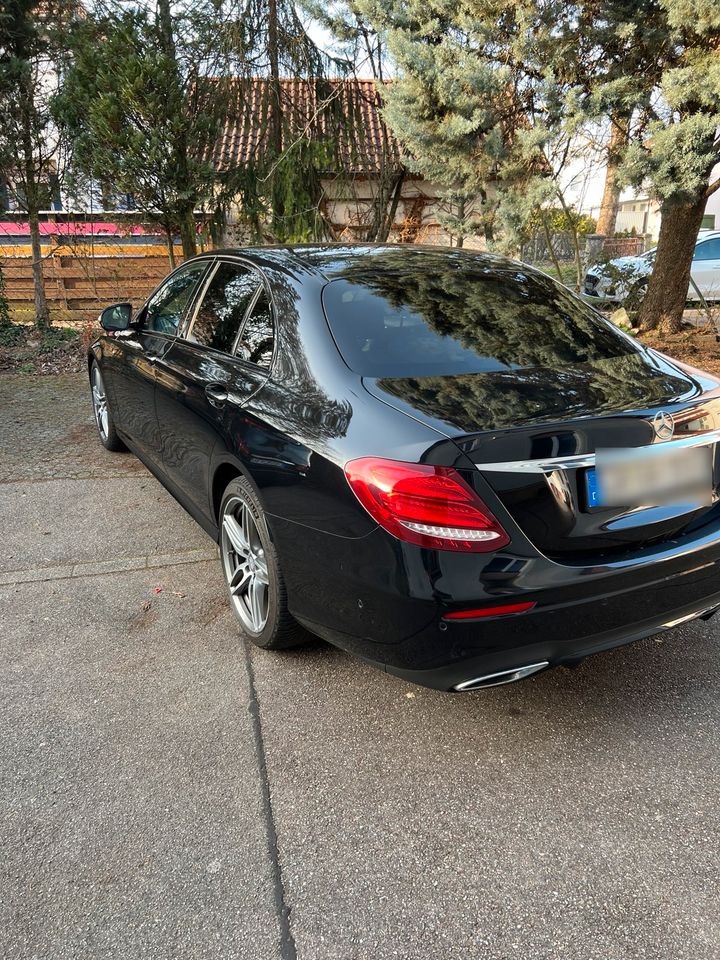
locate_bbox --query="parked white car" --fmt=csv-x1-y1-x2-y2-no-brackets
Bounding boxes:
583,230,720,304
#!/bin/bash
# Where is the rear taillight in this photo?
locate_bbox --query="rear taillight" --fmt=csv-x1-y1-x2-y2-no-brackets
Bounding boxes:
344,457,510,553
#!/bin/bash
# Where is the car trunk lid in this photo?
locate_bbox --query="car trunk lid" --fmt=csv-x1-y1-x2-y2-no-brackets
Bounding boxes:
364,352,720,560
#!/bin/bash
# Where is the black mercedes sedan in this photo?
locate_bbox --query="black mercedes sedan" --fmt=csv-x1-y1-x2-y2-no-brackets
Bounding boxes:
89,245,720,691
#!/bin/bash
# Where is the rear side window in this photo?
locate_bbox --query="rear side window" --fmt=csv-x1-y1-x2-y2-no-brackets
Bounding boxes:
238,289,274,368
322,261,639,377
693,238,720,261
188,261,260,353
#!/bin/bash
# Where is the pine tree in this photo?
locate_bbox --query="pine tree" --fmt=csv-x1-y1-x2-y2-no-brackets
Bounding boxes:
511,0,720,331
357,0,531,247
360,0,720,334
541,0,720,331
627,2,720,332
235,0,339,240
355,1,605,252
56,0,343,252
54,1,246,263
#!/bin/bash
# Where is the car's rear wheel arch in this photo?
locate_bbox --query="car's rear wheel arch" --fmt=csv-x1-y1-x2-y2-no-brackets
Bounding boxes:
211,459,267,531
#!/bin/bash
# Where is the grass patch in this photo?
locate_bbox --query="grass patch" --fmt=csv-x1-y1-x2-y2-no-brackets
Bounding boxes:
0,324,22,347
39,326,81,351
527,261,579,288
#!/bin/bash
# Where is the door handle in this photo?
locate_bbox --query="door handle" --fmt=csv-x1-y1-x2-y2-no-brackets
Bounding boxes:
205,382,228,406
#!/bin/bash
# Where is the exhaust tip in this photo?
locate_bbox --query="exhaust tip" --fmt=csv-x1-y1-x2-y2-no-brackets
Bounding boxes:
454,661,549,692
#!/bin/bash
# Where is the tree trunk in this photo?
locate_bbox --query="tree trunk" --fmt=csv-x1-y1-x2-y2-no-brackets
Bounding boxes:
541,213,564,284
19,78,49,330
179,208,197,259
156,0,176,61
556,188,583,290
28,209,49,329
164,225,177,268
267,0,285,233
637,193,708,333
596,115,629,237
455,197,465,248
0,261,10,327
479,188,495,247
157,0,196,259
375,169,405,242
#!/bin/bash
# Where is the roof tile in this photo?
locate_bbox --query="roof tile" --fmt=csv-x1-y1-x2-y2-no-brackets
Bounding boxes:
209,78,402,175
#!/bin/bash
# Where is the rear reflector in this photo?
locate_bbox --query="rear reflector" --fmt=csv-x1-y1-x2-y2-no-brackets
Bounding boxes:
344,457,510,552
443,601,536,620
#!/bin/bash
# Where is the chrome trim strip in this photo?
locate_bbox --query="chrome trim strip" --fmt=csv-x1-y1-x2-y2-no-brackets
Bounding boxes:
454,661,549,691
661,610,706,629
183,259,221,341
474,429,720,473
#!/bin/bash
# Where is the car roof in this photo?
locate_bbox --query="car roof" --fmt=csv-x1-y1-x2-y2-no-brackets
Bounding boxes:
195,243,524,283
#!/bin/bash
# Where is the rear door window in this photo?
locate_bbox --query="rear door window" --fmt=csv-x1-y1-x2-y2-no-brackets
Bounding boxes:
237,288,274,369
693,238,720,261
187,261,260,353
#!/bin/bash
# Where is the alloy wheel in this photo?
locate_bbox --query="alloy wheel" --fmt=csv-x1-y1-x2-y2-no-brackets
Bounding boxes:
221,496,270,634
91,366,109,440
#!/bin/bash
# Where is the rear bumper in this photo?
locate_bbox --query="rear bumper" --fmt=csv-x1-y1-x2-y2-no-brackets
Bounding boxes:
378,592,720,690
279,516,720,691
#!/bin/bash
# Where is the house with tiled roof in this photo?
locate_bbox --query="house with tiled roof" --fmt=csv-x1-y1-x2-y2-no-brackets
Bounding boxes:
212,77,479,246
0,76,482,251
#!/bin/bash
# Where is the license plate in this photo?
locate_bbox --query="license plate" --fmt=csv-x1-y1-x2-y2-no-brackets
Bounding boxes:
586,445,713,508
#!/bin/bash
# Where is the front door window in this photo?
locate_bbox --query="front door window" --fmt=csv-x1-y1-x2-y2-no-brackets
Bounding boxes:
144,262,208,336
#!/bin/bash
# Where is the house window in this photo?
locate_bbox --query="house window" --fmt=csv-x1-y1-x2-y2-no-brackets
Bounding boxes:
701,214,716,230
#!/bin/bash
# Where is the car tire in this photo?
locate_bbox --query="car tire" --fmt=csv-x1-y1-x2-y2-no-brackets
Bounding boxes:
219,476,308,650
90,361,126,451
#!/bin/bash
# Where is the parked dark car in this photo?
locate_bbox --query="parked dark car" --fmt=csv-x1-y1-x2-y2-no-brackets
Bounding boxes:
89,245,720,691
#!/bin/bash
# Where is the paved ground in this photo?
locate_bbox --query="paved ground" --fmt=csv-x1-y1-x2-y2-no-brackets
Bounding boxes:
1,374,719,960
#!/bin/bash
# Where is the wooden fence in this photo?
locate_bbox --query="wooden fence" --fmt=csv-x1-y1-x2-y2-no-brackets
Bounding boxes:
1,251,181,324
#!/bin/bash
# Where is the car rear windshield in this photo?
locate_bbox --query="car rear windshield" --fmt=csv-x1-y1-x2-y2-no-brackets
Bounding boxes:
321,261,639,377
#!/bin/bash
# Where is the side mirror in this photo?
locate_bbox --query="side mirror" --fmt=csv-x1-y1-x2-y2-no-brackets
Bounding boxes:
99,302,133,332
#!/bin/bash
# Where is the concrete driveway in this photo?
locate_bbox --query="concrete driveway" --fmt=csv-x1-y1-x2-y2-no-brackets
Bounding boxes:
1,373,719,960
